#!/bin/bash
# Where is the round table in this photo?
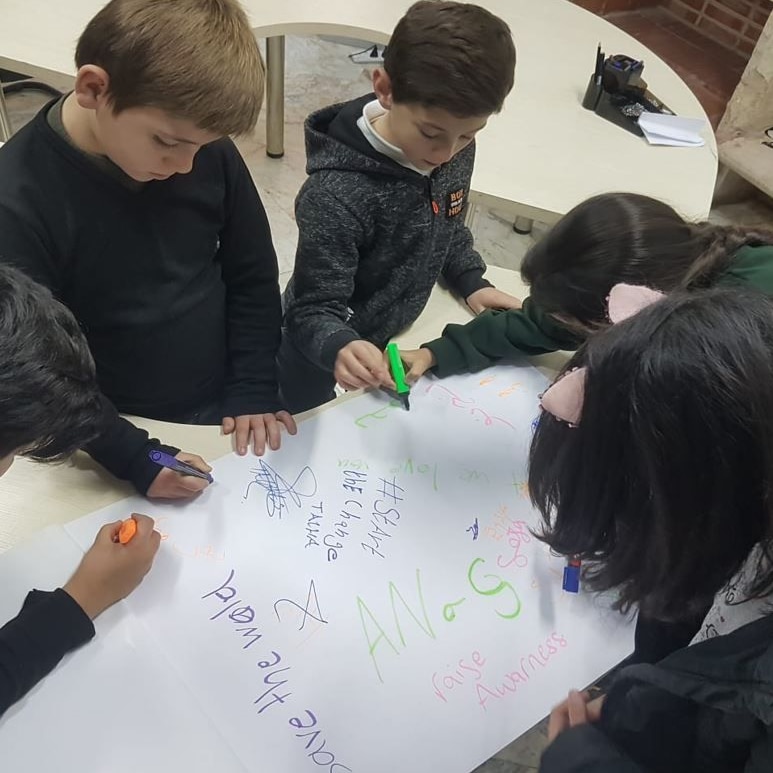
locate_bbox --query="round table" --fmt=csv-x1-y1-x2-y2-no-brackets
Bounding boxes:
2,0,717,223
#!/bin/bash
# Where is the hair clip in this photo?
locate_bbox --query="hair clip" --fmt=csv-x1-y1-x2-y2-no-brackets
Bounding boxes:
607,283,664,324
540,284,665,426
540,367,587,426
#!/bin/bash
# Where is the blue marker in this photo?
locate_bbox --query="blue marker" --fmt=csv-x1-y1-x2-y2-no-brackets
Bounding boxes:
148,449,214,483
562,557,581,594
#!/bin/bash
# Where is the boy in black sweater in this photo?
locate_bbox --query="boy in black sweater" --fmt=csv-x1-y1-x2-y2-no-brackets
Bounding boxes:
0,264,160,717
279,1,521,413
0,0,295,498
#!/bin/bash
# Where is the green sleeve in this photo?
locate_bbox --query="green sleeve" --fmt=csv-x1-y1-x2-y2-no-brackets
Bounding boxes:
422,297,583,377
717,245,773,294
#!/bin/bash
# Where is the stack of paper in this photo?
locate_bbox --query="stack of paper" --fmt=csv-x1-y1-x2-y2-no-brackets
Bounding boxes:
638,113,706,147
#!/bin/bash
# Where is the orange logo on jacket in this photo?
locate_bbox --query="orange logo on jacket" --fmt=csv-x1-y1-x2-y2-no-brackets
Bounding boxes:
447,188,466,218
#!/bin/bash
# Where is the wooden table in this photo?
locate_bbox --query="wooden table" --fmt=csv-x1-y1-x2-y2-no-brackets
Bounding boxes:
0,265,568,552
2,0,717,223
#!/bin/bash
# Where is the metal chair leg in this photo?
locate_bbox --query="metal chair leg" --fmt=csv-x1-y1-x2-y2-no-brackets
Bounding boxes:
513,216,533,235
265,36,285,159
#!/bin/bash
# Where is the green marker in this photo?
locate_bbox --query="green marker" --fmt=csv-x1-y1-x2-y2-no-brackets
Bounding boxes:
386,342,410,411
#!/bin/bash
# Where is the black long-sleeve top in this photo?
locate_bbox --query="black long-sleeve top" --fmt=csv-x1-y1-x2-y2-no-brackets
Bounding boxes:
0,101,283,492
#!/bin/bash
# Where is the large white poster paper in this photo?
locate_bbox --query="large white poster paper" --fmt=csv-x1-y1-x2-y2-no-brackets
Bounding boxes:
2,366,634,772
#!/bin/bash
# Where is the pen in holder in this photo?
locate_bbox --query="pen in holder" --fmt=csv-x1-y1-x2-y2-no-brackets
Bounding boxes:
581,44,605,110
581,73,604,111
582,50,673,137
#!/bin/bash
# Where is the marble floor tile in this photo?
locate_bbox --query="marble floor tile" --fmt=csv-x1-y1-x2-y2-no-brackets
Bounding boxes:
494,718,550,767
279,269,293,292
709,197,773,228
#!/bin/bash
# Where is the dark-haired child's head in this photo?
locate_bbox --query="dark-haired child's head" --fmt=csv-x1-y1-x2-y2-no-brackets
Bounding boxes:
373,0,516,172
0,265,103,474
529,287,773,621
521,192,773,336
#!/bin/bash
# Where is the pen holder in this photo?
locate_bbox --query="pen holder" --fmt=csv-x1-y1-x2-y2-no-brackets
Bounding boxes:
594,89,645,137
581,53,674,138
581,75,603,111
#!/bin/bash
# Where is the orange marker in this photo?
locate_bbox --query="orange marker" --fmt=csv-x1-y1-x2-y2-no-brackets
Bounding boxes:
118,518,137,544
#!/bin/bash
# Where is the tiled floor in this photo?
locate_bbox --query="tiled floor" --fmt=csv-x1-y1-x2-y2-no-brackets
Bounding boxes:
3,32,773,773
604,6,747,128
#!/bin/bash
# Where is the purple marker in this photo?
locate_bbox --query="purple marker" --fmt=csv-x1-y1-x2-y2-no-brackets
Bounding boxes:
148,449,214,483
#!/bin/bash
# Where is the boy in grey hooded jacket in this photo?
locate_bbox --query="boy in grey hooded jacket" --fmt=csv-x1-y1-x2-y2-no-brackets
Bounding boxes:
279,1,520,412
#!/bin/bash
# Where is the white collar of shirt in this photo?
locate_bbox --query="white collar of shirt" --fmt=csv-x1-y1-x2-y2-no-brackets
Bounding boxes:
356,100,430,177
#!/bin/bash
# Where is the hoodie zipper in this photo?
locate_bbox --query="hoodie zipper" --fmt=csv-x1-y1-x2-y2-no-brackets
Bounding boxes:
427,179,440,247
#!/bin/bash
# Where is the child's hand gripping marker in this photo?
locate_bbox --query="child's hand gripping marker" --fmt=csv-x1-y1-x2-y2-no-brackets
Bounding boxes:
117,517,138,545
385,342,411,411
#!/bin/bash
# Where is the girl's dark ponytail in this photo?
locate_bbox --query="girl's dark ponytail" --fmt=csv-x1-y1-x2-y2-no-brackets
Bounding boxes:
683,223,773,287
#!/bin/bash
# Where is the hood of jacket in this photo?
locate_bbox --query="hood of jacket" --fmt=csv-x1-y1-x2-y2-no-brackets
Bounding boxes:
303,93,425,181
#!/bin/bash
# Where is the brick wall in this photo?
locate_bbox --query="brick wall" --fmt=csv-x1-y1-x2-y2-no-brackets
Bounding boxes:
666,1,769,56
569,0,767,126
573,0,770,58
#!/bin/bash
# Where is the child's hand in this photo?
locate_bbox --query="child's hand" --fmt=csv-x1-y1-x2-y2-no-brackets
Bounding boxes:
146,451,212,499
62,514,161,620
466,287,522,315
398,348,436,383
547,689,605,742
222,412,298,456
335,340,394,392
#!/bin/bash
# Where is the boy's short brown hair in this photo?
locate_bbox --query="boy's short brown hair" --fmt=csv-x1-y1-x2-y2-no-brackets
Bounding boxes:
383,0,516,117
75,0,263,136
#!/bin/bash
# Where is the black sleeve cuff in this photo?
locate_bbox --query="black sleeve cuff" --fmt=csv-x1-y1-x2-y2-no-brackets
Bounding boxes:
223,391,283,418
24,588,95,646
129,441,181,496
83,399,180,495
455,267,492,300
319,328,361,371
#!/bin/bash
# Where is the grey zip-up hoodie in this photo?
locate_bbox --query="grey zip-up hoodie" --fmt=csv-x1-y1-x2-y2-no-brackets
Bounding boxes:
283,94,492,370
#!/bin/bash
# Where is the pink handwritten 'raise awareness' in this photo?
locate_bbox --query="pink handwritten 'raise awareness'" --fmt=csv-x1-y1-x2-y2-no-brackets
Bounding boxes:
430,633,569,709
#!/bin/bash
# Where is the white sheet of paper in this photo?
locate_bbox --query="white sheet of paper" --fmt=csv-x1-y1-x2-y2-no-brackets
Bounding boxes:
639,113,706,147
641,131,705,147
1,366,635,772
